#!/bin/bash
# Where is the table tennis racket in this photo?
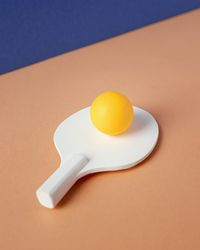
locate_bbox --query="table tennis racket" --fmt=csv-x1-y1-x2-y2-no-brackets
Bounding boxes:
36,106,159,208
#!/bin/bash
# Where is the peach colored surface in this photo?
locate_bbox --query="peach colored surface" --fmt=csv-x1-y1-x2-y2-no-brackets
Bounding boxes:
0,10,200,250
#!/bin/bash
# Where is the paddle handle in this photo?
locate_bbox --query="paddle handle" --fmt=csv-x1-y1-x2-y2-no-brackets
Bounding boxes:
36,154,89,208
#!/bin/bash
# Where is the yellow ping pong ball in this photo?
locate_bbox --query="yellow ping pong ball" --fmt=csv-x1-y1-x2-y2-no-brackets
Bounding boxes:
90,91,134,135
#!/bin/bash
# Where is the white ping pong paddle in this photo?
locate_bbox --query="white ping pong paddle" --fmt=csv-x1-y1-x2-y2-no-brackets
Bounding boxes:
36,106,159,208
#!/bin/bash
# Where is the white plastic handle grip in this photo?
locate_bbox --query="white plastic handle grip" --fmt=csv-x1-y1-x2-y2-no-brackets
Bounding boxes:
36,154,89,208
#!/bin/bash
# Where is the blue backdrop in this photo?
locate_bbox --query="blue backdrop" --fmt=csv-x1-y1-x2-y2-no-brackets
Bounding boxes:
0,0,199,74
